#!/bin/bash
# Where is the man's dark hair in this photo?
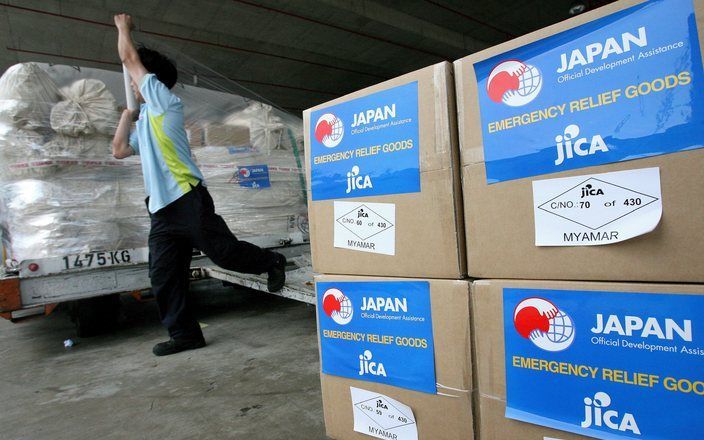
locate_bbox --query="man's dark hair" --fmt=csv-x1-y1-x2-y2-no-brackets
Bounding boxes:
137,46,178,89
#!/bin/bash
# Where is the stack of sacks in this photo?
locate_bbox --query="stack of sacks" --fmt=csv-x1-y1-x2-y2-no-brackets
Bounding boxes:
194,102,308,240
0,63,61,179
50,79,119,138
46,78,117,159
0,63,60,131
0,63,130,263
0,62,307,265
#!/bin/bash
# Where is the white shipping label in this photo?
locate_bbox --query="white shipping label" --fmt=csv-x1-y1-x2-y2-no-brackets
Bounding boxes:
334,201,395,255
350,387,418,440
532,167,662,246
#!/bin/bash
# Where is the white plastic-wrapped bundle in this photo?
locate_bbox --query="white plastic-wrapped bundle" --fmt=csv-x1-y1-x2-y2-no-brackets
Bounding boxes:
164,81,307,242
223,102,289,154
193,107,307,241
0,159,146,261
51,79,120,137
0,63,62,130
0,61,307,265
0,63,126,262
0,65,118,179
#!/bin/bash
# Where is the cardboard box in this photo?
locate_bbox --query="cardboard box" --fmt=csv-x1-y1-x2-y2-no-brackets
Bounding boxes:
204,123,250,147
316,275,473,439
454,0,704,282
186,126,204,147
471,279,704,440
304,62,465,279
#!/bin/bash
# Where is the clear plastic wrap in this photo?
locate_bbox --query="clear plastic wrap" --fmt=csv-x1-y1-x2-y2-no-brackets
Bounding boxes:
1,61,306,265
0,160,147,260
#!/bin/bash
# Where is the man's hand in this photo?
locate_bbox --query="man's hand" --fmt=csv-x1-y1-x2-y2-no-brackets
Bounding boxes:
114,14,134,32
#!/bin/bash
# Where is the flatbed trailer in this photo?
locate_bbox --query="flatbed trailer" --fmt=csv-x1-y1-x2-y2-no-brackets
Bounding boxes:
0,238,313,327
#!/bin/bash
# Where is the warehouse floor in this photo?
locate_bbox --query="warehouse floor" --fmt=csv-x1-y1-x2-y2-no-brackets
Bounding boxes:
0,281,326,440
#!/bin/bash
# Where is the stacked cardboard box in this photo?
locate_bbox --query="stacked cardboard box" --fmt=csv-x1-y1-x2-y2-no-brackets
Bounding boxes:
304,62,474,439
454,0,704,282
303,62,465,279
317,275,473,440
454,0,704,438
471,280,704,440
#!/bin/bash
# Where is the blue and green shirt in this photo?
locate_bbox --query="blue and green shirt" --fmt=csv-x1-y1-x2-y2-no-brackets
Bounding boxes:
129,73,204,214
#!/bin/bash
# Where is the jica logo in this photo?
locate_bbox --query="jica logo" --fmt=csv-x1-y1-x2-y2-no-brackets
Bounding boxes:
314,113,344,148
580,184,604,198
346,165,373,194
555,124,609,166
322,288,353,325
487,60,542,107
581,392,641,435
358,350,387,377
514,297,575,352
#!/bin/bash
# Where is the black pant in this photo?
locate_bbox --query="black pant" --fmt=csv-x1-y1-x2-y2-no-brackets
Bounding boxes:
148,183,277,339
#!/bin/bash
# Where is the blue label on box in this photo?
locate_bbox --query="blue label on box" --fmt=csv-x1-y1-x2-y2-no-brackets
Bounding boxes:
234,165,270,188
475,0,704,183
503,288,704,439
317,281,436,394
309,82,420,200
227,146,254,154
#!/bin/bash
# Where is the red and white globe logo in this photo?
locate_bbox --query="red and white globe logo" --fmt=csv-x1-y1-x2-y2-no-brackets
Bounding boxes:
487,60,542,107
514,297,575,352
239,168,251,178
314,113,344,148
322,288,353,325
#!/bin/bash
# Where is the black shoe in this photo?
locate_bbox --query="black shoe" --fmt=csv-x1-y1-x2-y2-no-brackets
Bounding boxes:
267,253,286,293
152,337,206,357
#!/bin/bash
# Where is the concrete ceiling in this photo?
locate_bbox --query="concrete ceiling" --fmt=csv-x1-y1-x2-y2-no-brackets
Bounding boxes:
0,0,616,116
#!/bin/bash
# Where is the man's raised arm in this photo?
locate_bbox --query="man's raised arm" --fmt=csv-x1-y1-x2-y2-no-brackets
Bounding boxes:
114,14,148,85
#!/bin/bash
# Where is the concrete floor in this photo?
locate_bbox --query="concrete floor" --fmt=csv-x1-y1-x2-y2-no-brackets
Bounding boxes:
0,281,326,440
